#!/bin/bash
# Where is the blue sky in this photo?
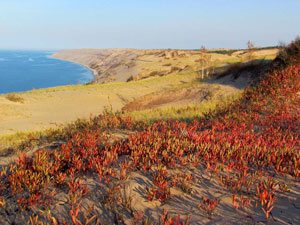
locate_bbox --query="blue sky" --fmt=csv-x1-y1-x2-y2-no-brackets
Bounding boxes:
0,0,299,50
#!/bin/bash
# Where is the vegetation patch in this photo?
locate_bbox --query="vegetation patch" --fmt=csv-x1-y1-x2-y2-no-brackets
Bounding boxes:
163,63,171,66
170,66,181,73
0,56,299,223
272,36,300,70
0,42,298,224
149,71,160,77
125,93,241,124
5,93,24,103
126,75,134,82
216,59,269,80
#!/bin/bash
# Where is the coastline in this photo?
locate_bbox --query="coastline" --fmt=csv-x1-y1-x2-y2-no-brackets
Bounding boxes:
50,48,145,84
49,54,97,83
0,50,96,95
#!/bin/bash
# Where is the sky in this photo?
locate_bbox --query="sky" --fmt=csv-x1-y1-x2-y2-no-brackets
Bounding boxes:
0,0,299,50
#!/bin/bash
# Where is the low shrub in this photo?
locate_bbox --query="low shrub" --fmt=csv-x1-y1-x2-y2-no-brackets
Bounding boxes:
5,93,24,103
273,36,300,70
149,71,159,77
170,67,181,73
216,60,267,80
127,75,134,82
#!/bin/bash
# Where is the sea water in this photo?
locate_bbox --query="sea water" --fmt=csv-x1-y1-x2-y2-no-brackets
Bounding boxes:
0,50,94,94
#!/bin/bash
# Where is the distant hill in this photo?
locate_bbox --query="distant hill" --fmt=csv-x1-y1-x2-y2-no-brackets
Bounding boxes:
53,48,278,84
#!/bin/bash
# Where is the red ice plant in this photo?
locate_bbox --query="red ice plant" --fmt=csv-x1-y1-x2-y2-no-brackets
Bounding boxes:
1,61,300,223
198,197,219,219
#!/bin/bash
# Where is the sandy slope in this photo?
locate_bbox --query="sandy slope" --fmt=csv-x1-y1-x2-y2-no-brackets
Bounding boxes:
0,88,119,134
0,48,279,135
0,74,202,135
0,71,249,135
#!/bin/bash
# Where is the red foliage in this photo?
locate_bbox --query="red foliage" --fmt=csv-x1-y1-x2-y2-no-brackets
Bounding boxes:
2,63,300,223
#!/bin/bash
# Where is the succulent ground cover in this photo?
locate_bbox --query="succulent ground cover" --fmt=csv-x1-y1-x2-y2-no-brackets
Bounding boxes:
0,62,300,224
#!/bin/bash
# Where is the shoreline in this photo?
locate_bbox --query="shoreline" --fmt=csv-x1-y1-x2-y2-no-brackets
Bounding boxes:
0,51,96,95
49,54,97,83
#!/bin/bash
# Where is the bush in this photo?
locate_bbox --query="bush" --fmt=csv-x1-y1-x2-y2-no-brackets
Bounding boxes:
207,49,239,55
216,60,266,80
163,63,171,66
149,71,159,77
273,36,300,70
127,75,134,82
170,67,181,73
5,93,24,103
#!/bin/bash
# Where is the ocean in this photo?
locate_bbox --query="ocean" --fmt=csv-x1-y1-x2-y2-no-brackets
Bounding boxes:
0,50,94,94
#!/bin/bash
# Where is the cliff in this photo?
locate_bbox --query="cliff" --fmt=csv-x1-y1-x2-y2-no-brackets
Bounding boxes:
52,49,146,83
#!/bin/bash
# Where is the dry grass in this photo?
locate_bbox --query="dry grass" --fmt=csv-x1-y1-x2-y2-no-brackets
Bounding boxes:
125,92,242,124
0,128,65,156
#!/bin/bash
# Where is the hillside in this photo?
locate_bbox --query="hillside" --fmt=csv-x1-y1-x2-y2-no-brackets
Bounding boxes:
0,73,199,135
0,45,286,224
52,48,278,84
0,47,299,224
0,47,279,137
